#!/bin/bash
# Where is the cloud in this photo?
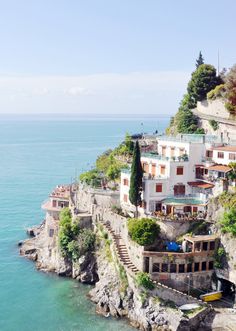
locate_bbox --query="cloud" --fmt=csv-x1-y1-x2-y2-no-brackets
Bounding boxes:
0,71,190,114
65,86,93,96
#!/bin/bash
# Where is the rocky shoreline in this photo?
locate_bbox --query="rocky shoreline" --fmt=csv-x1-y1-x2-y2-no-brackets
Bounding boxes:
20,216,214,331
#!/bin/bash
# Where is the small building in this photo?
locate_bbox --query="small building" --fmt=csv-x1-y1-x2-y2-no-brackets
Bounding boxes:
143,234,219,292
41,185,71,238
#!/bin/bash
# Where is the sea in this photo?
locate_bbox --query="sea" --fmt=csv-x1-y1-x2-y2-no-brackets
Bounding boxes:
0,114,169,331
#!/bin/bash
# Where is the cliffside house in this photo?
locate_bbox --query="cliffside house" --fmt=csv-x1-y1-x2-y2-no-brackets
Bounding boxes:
143,234,219,291
120,134,235,216
41,185,71,238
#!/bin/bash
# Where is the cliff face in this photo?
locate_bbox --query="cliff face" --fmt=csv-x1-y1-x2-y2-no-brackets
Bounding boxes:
20,220,98,284
207,197,236,285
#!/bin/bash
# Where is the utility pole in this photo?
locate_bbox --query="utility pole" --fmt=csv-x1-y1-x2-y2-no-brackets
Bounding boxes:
217,49,220,76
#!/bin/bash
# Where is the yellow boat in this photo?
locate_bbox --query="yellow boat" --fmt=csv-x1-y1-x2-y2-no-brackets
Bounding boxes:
200,291,222,302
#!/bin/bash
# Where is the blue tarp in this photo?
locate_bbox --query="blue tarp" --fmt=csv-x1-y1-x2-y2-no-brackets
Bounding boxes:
166,241,180,252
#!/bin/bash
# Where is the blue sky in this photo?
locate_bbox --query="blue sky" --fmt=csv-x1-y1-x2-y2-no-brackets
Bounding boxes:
0,0,235,114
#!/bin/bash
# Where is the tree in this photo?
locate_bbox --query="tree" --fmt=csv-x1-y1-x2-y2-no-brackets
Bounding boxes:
225,64,236,114
188,64,222,105
196,51,204,68
128,218,160,246
129,141,143,216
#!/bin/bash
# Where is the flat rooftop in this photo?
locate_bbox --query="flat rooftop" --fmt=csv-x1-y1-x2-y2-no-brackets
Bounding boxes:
157,134,218,144
184,234,218,242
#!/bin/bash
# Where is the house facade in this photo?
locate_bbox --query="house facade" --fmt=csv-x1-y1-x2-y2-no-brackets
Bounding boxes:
120,134,234,216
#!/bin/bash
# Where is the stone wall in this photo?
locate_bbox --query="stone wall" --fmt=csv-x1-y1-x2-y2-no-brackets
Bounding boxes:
197,99,229,119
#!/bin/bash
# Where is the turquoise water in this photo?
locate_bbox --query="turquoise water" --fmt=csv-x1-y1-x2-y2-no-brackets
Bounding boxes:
0,116,169,331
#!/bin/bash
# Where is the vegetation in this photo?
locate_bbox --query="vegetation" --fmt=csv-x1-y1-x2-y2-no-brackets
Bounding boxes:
225,64,236,115
209,119,219,131
227,162,236,183
218,191,236,209
220,207,236,236
136,272,155,290
196,51,204,68
187,64,222,105
166,53,222,134
128,218,160,246
207,84,226,100
80,133,132,186
214,247,227,269
59,208,95,260
129,141,143,216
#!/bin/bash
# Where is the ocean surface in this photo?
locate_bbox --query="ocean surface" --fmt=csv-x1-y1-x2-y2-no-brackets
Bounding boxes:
0,115,169,331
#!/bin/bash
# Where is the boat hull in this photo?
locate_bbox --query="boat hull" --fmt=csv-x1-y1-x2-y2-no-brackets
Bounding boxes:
200,291,222,302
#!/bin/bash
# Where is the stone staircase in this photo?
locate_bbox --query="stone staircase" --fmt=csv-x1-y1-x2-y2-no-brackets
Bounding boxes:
100,219,205,305
103,221,139,275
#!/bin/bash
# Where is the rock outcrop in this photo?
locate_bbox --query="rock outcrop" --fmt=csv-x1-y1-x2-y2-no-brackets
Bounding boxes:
20,221,98,283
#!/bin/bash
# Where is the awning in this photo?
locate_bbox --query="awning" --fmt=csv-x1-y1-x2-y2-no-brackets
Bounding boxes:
188,181,214,189
208,165,231,173
162,197,206,206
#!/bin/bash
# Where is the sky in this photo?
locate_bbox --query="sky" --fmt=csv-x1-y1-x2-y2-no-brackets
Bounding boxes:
0,0,235,115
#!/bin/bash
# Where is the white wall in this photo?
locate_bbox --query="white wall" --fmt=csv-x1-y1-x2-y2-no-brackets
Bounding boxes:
212,149,236,165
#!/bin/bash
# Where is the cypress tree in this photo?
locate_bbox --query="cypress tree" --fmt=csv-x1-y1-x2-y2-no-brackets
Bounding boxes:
196,51,204,68
129,141,143,217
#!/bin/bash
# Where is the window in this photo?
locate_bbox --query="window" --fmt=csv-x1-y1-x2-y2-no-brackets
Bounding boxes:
49,229,54,237
123,178,129,186
176,166,184,175
209,241,215,250
161,146,166,156
187,263,192,272
156,184,163,193
179,148,185,156
152,263,160,272
170,264,177,273
208,261,214,270
151,164,156,176
123,194,128,202
179,264,185,273
194,262,200,272
161,263,168,272
206,150,213,158
217,152,224,159
203,242,208,251
229,153,236,161
52,200,57,207
142,162,149,173
170,147,175,157
193,207,198,213
160,165,166,175
202,261,207,271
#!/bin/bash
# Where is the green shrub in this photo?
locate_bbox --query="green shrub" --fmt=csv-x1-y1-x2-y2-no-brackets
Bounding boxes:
207,84,226,100
128,218,160,246
214,247,227,269
136,272,155,290
218,192,236,209
209,119,219,131
79,169,101,187
59,208,95,260
220,207,236,236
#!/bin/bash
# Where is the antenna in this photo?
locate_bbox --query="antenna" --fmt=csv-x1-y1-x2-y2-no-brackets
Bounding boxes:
217,49,220,75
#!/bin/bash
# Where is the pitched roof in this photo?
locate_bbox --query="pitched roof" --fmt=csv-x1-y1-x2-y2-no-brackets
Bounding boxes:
213,145,236,152
208,165,231,173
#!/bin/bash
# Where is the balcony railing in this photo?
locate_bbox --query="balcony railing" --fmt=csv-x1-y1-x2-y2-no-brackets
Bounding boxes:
142,153,189,162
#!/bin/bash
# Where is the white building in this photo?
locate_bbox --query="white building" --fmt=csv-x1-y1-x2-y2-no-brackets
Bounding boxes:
120,134,234,216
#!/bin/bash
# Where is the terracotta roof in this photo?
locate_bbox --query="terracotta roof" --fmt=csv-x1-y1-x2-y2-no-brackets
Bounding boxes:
188,181,214,189
213,145,236,152
49,185,70,199
208,165,231,173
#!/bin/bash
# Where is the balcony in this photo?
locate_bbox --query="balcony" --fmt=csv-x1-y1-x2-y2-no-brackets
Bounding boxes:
143,173,168,180
142,153,189,162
